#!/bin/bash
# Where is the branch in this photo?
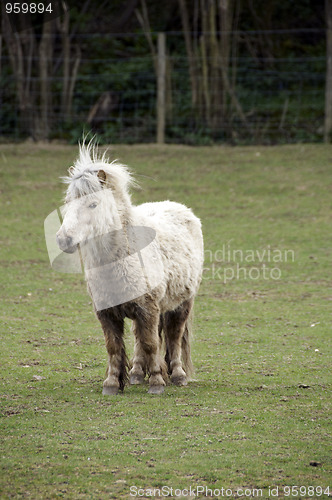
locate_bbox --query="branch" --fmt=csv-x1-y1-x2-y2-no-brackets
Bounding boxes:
135,0,157,73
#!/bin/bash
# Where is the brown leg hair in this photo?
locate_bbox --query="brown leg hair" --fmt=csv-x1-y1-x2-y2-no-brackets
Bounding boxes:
164,299,193,386
129,332,147,385
130,299,167,394
97,308,128,394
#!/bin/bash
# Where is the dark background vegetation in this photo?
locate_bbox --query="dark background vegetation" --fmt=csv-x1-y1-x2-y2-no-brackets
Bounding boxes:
0,0,327,144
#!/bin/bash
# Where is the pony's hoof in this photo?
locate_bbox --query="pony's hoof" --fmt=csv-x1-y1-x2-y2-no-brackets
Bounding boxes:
148,385,165,395
130,374,145,385
171,375,188,386
102,385,119,395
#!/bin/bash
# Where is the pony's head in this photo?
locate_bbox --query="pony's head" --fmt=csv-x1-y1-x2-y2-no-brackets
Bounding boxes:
56,141,134,254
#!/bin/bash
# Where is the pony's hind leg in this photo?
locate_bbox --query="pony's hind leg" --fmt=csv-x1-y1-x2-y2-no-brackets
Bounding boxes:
164,299,193,386
97,309,128,395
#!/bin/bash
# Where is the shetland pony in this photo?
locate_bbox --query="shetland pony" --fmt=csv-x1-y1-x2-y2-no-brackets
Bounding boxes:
56,141,204,395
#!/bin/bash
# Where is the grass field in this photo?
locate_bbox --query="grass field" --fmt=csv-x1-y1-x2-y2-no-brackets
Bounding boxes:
0,142,331,499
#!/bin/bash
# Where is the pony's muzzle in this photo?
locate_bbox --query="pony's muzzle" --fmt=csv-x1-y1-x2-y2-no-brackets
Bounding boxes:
56,232,77,254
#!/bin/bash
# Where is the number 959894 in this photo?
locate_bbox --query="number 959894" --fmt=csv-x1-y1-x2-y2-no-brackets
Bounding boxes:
5,3,53,15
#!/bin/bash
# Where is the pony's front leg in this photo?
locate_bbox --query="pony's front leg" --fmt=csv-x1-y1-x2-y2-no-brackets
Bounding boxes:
96,309,128,395
133,304,167,394
129,336,146,385
130,314,164,385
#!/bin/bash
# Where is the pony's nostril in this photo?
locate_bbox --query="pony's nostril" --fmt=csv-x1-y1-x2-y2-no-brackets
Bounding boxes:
66,236,73,247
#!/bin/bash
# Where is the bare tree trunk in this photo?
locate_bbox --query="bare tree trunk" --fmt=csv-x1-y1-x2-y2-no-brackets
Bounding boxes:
136,1,172,129
324,0,332,143
38,18,54,140
200,0,210,123
136,0,157,73
230,0,241,91
55,2,82,121
179,0,245,135
1,7,36,136
166,56,173,120
67,45,81,116
220,62,252,133
179,0,198,107
59,3,71,118
157,33,166,144
219,0,232,119
2,0,81,139
200,34,210,124
209,0,222,129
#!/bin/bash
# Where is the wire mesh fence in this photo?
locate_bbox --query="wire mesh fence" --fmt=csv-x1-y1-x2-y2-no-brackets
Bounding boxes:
0,29,326,144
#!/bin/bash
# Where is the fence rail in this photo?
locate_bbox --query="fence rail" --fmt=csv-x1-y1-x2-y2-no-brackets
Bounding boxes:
0,29,326,144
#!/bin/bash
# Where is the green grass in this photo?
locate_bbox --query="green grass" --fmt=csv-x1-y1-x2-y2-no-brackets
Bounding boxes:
0,142,331,499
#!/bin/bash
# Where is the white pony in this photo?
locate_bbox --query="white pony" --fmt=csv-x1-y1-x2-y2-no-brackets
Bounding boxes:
56,141,204,395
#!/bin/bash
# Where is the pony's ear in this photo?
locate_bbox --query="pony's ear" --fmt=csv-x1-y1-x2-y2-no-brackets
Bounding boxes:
97,169,107,186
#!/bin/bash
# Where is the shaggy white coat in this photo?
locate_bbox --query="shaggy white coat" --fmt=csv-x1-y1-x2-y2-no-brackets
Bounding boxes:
59,142,204,313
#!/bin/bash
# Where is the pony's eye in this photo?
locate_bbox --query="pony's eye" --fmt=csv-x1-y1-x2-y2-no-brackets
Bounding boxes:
89,202,98,209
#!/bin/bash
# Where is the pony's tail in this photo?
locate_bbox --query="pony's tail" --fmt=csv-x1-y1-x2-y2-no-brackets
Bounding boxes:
181,306,194,380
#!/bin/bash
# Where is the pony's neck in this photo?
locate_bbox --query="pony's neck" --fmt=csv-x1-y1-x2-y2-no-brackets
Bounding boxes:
113,192,135,227
81,228,130,271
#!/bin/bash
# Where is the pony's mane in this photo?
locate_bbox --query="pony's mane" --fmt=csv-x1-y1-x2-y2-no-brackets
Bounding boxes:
62,140,134,201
